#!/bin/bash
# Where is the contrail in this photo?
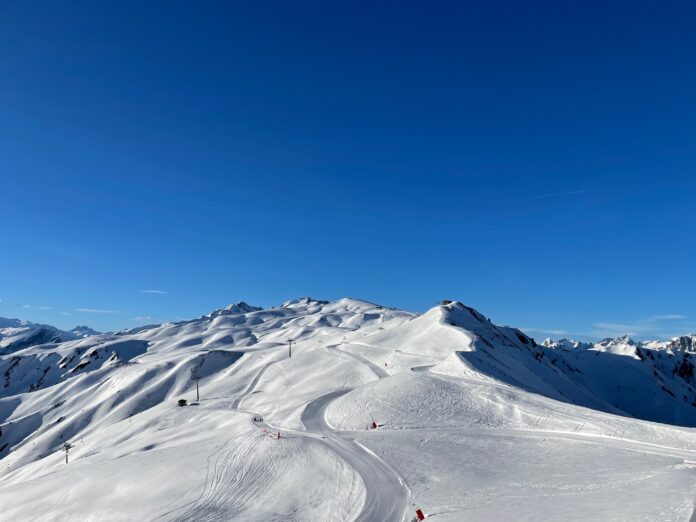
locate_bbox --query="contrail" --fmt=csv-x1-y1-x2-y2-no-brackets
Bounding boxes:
528,190,587,200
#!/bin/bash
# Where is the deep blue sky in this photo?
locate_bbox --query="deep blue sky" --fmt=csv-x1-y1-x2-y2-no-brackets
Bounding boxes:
1,1,694,339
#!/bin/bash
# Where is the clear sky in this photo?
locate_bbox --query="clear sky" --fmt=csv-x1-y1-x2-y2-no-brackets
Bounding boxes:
1,1,694,339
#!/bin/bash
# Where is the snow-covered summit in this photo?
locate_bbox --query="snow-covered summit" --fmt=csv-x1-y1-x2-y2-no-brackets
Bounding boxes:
207,301,264,318
592,335,640,358
69,325,101,338
281,296,329,308
664,335,696,353
597,334,636,347
542,337,592,350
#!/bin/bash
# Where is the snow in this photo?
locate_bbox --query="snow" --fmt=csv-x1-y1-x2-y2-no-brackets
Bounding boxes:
1,298,696,521
1,319,76,355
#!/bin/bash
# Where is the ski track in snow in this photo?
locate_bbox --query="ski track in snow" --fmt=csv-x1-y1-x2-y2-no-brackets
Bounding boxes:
230,356,280,410
409,364,696,459
301,390,409,522
163,344,409,522
169,429,289,522
329,343,389,379
164,353,289,522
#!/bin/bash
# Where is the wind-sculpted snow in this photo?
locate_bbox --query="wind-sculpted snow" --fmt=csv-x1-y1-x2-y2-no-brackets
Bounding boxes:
377,301,696,427
1,338,150,396
1,297,696,521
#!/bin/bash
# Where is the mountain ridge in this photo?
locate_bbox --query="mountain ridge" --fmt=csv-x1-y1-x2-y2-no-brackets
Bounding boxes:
2,298,696,520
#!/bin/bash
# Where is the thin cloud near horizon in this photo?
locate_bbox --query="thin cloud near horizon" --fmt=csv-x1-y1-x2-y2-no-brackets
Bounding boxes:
591,314,691,338
527,190,587,200
524,312,691,341
75,308,119,314
141,290,168,295
521,327,570,336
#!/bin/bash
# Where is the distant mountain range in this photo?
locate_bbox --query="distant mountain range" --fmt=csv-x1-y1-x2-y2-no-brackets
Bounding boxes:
0,318,101,356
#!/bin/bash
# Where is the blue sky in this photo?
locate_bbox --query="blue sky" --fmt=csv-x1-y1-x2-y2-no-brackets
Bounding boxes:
1,1,694,339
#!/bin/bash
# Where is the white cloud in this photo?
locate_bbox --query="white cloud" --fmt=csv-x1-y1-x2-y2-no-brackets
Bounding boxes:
39,306,52,310
591,322,659,337
522,328,569,336
528,190,586,200
75,308,118,314
61,312,73,316
133,315,154,322
592,322,651,332
22,304,31,309
590,313,691,339
141,290,167,295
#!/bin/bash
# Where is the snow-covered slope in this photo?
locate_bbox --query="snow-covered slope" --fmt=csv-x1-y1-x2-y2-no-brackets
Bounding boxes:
2,299,696,521
0,318,99,356
541,333,696,425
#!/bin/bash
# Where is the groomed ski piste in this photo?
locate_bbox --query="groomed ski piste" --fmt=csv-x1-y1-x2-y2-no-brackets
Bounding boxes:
2,298,696,521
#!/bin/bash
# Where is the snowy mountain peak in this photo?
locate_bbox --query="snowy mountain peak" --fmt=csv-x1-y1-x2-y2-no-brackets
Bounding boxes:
437,300,491,329
664,335,696,353
207,301,263,318
615,334,637,345
596,335,637,348
70,325,101,338
542,338,592,350
0,318,29,329
0,317,94,355
281,297,329,308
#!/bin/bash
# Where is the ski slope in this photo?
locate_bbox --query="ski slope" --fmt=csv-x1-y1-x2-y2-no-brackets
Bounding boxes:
302,390,409,522
1,298,696,521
